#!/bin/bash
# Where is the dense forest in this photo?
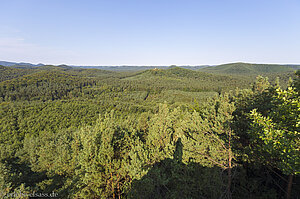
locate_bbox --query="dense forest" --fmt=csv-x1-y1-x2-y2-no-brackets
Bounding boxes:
0,63,299,198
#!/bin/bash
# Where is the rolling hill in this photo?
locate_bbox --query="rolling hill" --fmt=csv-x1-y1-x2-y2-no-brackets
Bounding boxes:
122,66,253,92
0,61,44,67
200,62,299,75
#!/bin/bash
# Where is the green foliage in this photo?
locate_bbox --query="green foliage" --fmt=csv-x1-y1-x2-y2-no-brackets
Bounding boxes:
70,113,146,198
0,65,299,198
249,86,300,175
231,76,276,150
294,70,300,91
201,62,297,75
0,66,37,82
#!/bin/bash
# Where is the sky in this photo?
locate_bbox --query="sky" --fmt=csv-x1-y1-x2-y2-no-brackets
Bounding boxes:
0,0,300,66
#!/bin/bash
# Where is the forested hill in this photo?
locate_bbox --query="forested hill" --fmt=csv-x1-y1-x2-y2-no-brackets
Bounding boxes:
2,60,300,74
0,65,249,103
200,62,300,75
0,64,295,94
0,63,299,198
127,66,236,79
0,61,44,67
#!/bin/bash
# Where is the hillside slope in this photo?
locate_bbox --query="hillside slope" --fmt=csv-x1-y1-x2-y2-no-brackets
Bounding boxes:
123,67,252,92
200,62,299,75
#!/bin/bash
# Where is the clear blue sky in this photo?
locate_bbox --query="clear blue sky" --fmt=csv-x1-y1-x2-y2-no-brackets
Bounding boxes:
0,0,299,66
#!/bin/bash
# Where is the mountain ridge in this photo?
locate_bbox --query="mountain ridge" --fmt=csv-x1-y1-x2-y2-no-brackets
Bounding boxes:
1,61,299,74
200,62,300,75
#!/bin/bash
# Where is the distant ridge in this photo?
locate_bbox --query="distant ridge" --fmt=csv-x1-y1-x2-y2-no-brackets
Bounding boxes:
0,60,210,71
1,61,299,73
200,62,300,75
0,61,44,67
125,66,245,81
75,65,210,71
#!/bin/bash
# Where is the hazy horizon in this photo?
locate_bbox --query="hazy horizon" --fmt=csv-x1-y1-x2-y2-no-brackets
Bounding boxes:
2,60,300,67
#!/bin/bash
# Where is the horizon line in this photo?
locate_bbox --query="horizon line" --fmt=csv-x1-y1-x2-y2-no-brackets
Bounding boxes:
2,60,300,67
